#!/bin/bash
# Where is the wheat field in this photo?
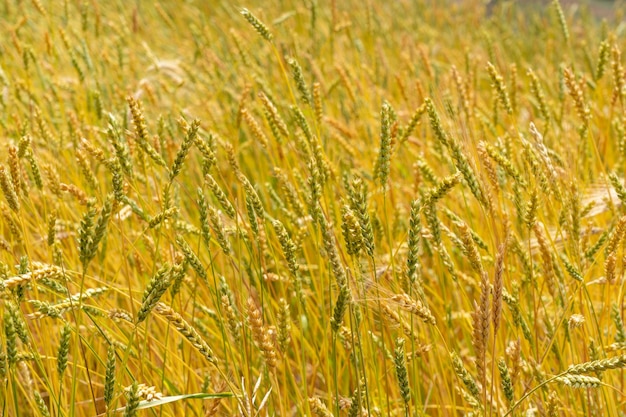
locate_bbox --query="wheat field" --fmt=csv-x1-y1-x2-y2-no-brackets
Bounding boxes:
1,0,626,415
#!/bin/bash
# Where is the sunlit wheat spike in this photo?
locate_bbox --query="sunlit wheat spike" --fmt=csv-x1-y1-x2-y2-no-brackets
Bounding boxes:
196,188,212,249
451,351,481,400
77,200,97,268
148,207,178,228
241,108,269,148
7,145,22,197
127,96,167,167
528,68,551,122
394,338,411,406
170,118,199,180
612,46,626,106
331,284,351,333
596,40,610,81
7,302,28,345
425,98,487,207
320,218,347,286
221,294,241,344
457,221,484,274
552,0,570,43
312,82,323,124
247,297,277,369
259,91,289,136
566,355,626,375
472,270,490,388
348,177,375,258
136,264,172,324
556,374,601,388
239,175,265,218
605,251,617,283
56,324,71,378
398,103,427,144
4,311,17,366
425,98,450,147
154,303,217,364
34,391,50,417
176,236,208,282
288,57,311,104
1,265,65,292
605,216,626,255
104,344,116,409
277,298,291,351
374,101,392,189
207,205,231,255
75,148,99,190
523,191,538,230
498,358,514,404
240,8,273,41
341,204,362,257
481,141,526,187
406,199,422,286
273,219,299,277
0,165,19,212
124,381,140,417
486,62,513,115
390,293,435,325
563,67,591,127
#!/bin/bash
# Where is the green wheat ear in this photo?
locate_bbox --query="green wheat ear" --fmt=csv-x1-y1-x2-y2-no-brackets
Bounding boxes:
123,381,140,417
240,8,273,41
136,264,172,324
104,344,116,409
34,391,51,417
394,338,411,406
498,358,514,404
374,101,392,189
330,284,350,332
552,0,570,43
288,57,311,104
0,165,19,213
57,324,71,378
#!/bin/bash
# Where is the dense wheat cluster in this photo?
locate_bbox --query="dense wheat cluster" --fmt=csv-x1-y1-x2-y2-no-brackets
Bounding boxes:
1,0,626,415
